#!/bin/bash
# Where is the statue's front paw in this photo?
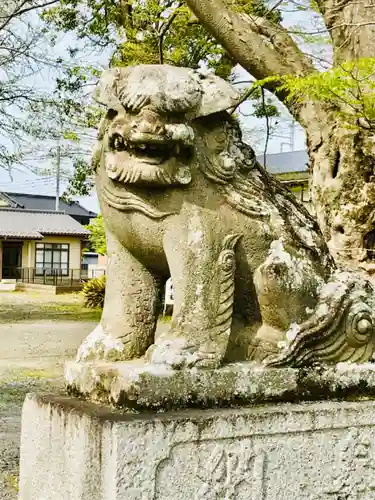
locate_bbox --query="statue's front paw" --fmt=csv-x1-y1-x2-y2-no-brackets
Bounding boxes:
77,324,127,362
147,338,220,369
247,337,280,363
147,338,198,369
191,354,221,369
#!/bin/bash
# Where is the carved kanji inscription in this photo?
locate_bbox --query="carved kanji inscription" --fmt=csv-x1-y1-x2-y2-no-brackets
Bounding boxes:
154,439,266,500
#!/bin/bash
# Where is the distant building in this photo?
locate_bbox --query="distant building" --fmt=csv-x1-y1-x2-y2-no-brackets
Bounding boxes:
82,253,107,279
0,192,96,226
0,207,90,292
256,150,310,207
163,278,174,316
0,192,96,291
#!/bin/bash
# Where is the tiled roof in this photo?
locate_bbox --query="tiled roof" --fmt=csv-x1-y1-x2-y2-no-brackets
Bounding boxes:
0,209,90,239
256,150,309,175
0,192,96,218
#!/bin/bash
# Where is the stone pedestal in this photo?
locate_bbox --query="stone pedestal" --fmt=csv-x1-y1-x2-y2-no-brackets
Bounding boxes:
65,359,375,410
19,393,375,499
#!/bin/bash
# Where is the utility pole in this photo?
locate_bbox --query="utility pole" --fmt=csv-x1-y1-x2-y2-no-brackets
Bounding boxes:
289,120,295,151
55,140,61,211
280,120,296,153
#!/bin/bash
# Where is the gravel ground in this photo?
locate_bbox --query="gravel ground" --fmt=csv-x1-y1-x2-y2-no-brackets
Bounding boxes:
0,291,97,499
0,291,171,499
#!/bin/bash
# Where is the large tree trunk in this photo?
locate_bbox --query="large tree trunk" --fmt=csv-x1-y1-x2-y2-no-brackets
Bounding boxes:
186,0,375,272
305,113,375,271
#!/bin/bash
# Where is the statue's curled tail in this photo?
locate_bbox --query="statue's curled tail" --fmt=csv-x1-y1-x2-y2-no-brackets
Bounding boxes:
266,272,375,367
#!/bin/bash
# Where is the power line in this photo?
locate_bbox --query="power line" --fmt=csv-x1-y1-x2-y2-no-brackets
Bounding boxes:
0,175,57,186
0,179,57,189
0,176,56,182
0,182,59,193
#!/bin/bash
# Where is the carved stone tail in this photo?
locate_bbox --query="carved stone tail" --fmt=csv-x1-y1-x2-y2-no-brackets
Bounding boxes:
266,275,375,368
215,234,242,339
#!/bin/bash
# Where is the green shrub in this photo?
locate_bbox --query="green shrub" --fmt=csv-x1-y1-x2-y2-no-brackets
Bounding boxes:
82,276,106,309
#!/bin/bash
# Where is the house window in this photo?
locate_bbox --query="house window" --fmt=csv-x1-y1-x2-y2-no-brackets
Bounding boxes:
35,243,69,276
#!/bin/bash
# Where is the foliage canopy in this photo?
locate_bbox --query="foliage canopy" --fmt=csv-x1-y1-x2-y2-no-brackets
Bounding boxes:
86,214,106,255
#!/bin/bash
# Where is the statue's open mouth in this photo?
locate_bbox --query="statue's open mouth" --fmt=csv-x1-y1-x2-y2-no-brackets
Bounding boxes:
110,133,185,165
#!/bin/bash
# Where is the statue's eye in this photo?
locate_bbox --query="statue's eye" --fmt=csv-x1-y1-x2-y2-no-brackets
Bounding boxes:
106,108,118,121
357,318,372,334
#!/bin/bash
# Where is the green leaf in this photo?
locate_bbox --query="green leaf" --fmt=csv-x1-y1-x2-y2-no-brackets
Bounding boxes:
278,58,375,129
85,214,106,255
63,131,80,142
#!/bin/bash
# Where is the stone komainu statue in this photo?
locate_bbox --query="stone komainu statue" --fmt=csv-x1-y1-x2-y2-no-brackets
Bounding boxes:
78,64,375,369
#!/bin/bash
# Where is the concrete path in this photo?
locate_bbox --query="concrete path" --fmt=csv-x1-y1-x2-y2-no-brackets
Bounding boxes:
0,291,170,498
0,319,95,499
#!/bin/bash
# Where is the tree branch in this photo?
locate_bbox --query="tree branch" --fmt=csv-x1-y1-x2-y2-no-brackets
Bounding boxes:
318,0,375,63
230,83,258,112
158,4,182,64
186,0,333,138
0,0,59,31
261,88,270,169
185,0,315,96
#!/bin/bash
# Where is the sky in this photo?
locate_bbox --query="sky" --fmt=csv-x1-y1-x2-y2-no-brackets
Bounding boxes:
0,3,330,215
0,16,109,214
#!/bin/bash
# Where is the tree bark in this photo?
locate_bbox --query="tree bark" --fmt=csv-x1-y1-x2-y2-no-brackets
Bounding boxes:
186,0,375,272
185,0,315,104
305,115,375,270
318,0,375,63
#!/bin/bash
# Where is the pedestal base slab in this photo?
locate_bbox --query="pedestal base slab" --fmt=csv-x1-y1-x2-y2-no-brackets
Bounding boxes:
19,393,375,500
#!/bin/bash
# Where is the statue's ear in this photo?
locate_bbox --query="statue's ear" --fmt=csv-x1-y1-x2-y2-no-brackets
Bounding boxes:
192,71,240,118
93,68,126,111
